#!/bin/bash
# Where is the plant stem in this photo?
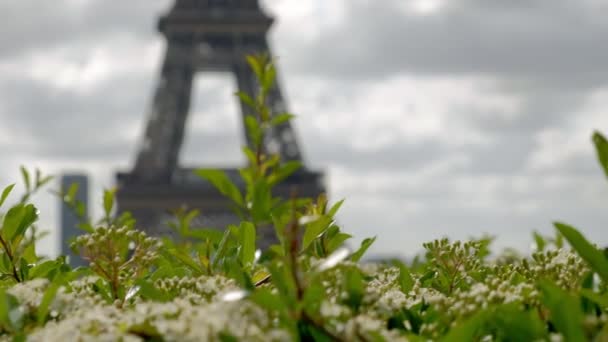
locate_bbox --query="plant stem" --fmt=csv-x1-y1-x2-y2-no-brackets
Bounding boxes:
0,235,21,282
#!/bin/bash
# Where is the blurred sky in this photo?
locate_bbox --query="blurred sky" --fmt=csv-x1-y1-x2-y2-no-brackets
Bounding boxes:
0,0,607,258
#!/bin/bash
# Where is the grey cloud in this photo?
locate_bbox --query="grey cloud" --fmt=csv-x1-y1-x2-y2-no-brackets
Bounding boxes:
0,68,240,163
282,0,608,89
0,1,171,59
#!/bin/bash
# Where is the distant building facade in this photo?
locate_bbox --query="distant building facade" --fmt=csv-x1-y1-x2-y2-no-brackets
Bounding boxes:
60,174,88,267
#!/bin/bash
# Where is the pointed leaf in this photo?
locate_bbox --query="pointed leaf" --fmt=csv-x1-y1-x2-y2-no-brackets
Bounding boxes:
168,249,203,275
592,131,608,179
441,309,487,341
580,288,608,308
245,55,263,81
327,232,352,253
350,237,376,262
270,113,295,126
532,231,545,251
136,279,171,302
343,268,364,311
301,216,332,252
236,91,256,110
12,204,38,242
262,64,276,91
538,280,586,342
554,222,608,283
20,166,30,192
66,183,79,203
393,260,415,294
195,170,243,206
268,161,302,187
37,279,62,324
327,199,345,218
2,204,25,241
240,221,256,267
0,184,15,208
211,227,233,269
103,188,116,218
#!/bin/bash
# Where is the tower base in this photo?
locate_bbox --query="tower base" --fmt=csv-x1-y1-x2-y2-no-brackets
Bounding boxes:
116,168,324,248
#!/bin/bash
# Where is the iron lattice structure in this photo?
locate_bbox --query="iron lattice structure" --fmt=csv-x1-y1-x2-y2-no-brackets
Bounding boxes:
116,0,325,242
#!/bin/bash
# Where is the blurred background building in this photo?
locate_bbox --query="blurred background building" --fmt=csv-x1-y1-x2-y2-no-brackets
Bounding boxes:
60,174,89,267
115,0,324,247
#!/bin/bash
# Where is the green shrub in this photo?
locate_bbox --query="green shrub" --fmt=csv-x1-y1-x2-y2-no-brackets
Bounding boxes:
0,55,607,341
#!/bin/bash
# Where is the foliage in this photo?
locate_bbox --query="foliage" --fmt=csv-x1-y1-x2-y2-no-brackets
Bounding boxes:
0,56,606,340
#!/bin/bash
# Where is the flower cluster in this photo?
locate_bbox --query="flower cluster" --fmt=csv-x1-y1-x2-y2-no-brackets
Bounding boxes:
71,226,160,301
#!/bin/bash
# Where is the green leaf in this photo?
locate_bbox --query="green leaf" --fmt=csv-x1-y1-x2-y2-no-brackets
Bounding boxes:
299,321,333,342
326,232,352,253
268,262,297,310
77,222,94,234
302,277,325,314
195,169,243,206
0,288,9,328
580,288,608,308
262,64,276,91
239,221,256,267
270,113,295,126
29,260,60,280
244,115,262,147
250,288,287,314
127,321,163,341
135,279,171,302
539,280,586,342
250,180,272,221
489,303,544,341
393,260,415,294
327,199,345,218
1,204,37,244
592,131,608,179
554,222,608,283
186,228,224,243
37,279,62,324
302,216,332,252
66,183,79,203
242,147,257,168
0,184,15,208
168,249,203,275
2,204,25,241
22,242,37,264
211,227,233,269
343,267,365,311
35,171,53,188
236,91,256,110
14,204,38,242
150,265,189,281
268,161,302,187
532,231,545,251
19,166,30,192
245,55,263,82
0,292,22,333
441,309,487,341
219,331,239,342
103,188,116,219
350,237,376,262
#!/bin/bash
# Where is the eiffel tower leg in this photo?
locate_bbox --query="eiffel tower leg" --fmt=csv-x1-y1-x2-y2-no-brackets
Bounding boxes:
133,43,195,182
264,61,304,164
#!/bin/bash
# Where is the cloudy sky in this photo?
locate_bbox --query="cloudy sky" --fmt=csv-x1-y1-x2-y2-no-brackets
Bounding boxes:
1,0,608,258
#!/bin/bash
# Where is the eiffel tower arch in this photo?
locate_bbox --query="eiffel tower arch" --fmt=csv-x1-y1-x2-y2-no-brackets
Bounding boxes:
115,0,325,243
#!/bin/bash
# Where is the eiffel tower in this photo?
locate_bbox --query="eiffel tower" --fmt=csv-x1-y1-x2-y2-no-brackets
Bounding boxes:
115,0,325,242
